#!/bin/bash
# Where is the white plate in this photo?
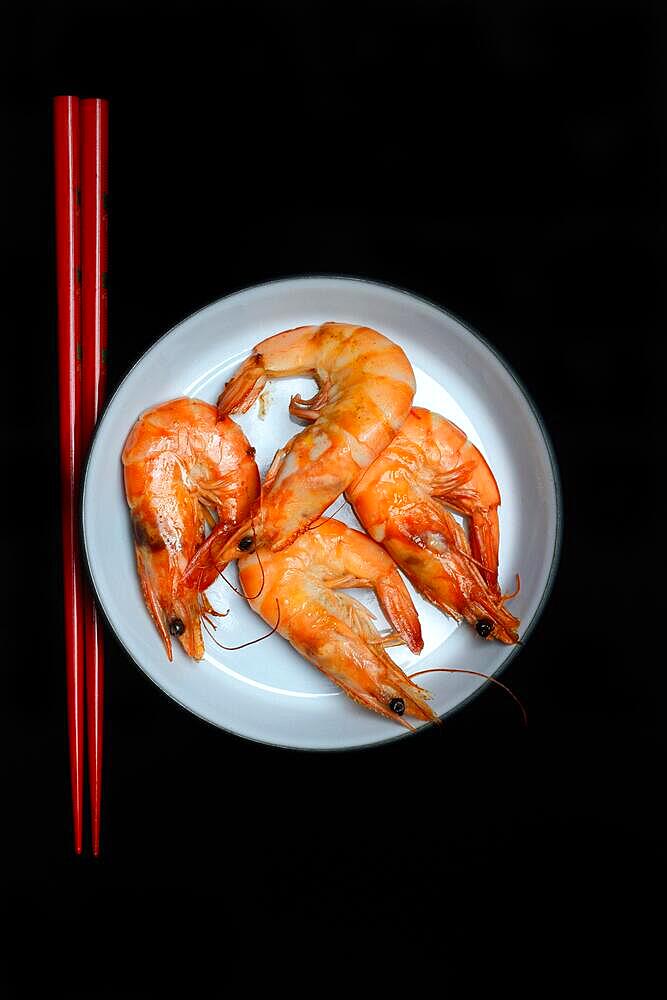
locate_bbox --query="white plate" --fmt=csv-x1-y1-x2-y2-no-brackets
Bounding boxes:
82,277,561,751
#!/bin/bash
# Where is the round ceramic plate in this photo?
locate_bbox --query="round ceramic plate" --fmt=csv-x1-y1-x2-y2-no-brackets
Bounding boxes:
82,276,561,751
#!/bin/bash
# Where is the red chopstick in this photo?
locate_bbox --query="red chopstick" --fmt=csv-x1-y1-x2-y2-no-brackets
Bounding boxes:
80,98,109,857
54,96,84,855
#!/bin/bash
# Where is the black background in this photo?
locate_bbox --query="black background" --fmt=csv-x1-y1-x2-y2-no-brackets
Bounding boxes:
4,0,663,989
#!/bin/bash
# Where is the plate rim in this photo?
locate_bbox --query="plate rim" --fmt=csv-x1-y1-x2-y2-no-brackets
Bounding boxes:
80,273,563,752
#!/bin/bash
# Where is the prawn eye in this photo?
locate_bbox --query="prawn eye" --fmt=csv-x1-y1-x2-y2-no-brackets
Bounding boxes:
169,617,185,636
389,697,405,715
238,536,254,552
476,618,494,638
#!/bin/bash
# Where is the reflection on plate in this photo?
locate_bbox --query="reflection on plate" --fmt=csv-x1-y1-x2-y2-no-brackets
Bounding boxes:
81,277,561,750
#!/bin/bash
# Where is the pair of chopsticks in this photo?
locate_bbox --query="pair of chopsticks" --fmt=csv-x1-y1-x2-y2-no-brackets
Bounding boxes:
53,96,109,855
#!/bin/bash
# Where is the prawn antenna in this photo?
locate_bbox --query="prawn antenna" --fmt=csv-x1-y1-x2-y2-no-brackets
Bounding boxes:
216,569,245,597
201,598,281,651
408,667,528,727
249,520,265,598
454,545,491,575
345,461,375,500
305,498,347,531
215,519,266,600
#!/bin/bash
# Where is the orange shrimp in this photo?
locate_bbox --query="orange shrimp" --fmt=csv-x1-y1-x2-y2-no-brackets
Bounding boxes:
188,322,415,574
346,407,520,644
122,397,260,660
410,409,503,596
237,519,440,728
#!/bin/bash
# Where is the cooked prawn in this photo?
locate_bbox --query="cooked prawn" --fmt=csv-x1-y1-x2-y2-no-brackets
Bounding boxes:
122,397,260,660
346,407,520,644
237,519,440,728
196,322,415,570
409,409,504,596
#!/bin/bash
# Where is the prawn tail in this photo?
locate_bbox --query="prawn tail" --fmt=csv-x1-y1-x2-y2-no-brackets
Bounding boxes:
217,353,267,416
375,571,424,655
